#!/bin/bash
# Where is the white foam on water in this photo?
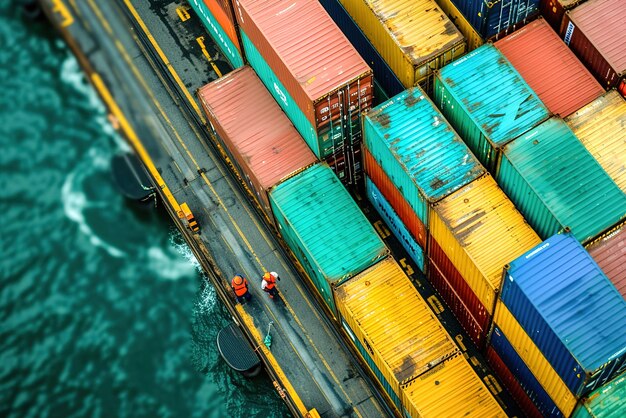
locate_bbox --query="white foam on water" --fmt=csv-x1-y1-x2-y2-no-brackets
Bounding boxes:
169,231,200,271
60,56,104,112
145,246,196,281
196,284,217,315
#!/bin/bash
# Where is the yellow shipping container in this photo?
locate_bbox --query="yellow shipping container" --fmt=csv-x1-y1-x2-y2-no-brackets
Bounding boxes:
494,301,578,416
565,90,626,193
402,353,507,417
428,175,542,316
339,0,466,89
334,257,459,408
433,0,485,50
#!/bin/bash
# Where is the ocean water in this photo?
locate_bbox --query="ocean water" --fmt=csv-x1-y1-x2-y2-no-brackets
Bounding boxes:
0,4,286,418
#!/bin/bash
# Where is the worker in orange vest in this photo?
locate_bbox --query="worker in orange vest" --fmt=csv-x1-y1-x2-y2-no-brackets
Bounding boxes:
261,271,280,299
231,274,252,303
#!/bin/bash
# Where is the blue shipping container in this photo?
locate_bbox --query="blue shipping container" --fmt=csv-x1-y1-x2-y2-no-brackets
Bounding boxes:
490,326,562,417
500,232,626,397
449,0,540,39
366,177,425,272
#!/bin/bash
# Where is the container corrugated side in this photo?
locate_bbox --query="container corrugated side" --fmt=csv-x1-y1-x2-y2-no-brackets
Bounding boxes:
363,87,485,229
433,0,485,50
197,67,317,221
365,177,425,272
338,0,466,90
494,301,577,416
269,163,388,315
500,231,626,397
585,223,626,301
401,353,507,417
187,0,244,68
560,0,626,91
539,0,586,32
428,174,542,322
334,257,459,411
498,117,626,244
489,326,563,417
565,90,626,193
485,345,544,418
572,373,626,417
434,44,549,174
494,18,603,118
199,0,240,52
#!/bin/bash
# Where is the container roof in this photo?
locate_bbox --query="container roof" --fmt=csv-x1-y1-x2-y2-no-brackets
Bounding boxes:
506,232,626,371
495,18,603,118
364,87,485,202
586,224,626,300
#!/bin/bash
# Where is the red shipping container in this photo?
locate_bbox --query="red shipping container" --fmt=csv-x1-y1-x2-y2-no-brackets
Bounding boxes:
586,223,626,300
485,346,544,418
559,0,626,93
197,66,317,221
363,148,427,248
495,17,603,117
233,0,373,135
427,237,491,348
539,0,587,31
201,0,240,52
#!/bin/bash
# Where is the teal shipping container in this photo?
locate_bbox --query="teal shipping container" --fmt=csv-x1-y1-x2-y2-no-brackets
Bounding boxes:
363,87,485,228
269,163,388,315
498,117,626,244
187,0,244,68
572,373,626,417
433,44,549,174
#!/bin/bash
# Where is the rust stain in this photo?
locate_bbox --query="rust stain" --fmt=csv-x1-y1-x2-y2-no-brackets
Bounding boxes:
404,89,420,107
444,77,456,87
395,355,418,383
374,111,391,129
443,21,458,36
430,176,447,191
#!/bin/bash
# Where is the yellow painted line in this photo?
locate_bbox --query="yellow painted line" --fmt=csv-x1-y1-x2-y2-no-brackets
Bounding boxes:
86,0,112,34
196,36,223,78
455,334,468,352
399,257,414,277
91,73,182,216
373,220,390,238
176,5,190,22
483,374,503,395
121,0,205,123
427,295,444,314
52,0,74,27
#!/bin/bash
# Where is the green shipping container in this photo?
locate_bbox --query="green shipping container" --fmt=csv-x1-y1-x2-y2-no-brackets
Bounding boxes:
498,117,626,244
269,163,388,315
433,44,549,174
572,373,626,417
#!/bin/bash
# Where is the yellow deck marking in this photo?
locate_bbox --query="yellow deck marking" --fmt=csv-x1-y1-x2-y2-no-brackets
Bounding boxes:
373,220,390,239
175,6,190,22
484,374,502,395
455,334,467,352
399,257,414,277
86,0,112,34
121,0,205,123
52,0,74,27
427,295,444,314
196,36,223,78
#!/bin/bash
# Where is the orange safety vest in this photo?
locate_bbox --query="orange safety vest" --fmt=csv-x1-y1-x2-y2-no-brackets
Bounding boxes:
263,272,276,290
232,276,248,297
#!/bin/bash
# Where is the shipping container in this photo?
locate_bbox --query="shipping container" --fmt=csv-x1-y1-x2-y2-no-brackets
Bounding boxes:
539,0,586,31
234,0,373,186
318,0,404,99
197,66,317,222
433,0,485,50
498,117,626,244
338,0,466,90
500,231,626,397
269,163,388,315
494,18,603,118
560,0,626,92
187,0,244,68
436,0,540,39
565,90,626,193
433,44,549,174
586,223,626,300
572,372,626,417
493,301,577,416
401,353,507,417
429,174,542,339
489,326,563,417
363,87,485,231
485,345,544,418
334,257,459,414
365,177,425,272
363,149,427,248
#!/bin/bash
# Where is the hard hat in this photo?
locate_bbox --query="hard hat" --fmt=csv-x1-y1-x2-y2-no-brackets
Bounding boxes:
263,272,272,280
233,275,243,284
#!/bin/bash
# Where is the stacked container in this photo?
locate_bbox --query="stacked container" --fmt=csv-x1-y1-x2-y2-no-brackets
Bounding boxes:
433,44,550,174
428,174,542,347
565,90,626,193
269,163,388,315
539,0,587,31
187,0,244,68
560,0,626,95
234,0,373,186
361,87,485,263
337,0,466,91
572,372,626,417
586,224,626,301
197,66,317,222
491,232,626,416
494,17,604,118
497,116,626,244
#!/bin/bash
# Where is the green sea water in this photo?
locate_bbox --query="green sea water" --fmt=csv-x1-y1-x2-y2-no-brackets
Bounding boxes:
0,4,287,417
